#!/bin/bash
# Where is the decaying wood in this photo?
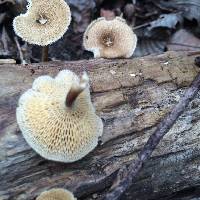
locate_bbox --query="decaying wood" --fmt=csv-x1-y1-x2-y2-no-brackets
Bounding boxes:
105,72,200,200
0,51,200,200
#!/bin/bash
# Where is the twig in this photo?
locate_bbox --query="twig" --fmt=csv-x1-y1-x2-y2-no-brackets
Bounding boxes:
0,59,16,64
2,26,9,53
188,51,200,56
169,43,200,49
132,22,150,30
104,72,200,200
14,36,26,64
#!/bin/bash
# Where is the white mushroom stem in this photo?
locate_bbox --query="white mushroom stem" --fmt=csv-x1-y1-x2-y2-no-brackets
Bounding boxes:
66,72,89,107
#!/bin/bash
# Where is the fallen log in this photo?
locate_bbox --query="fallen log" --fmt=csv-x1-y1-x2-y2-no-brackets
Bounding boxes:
0,51,200,200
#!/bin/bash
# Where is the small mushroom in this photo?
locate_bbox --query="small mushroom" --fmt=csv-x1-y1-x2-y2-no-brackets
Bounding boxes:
13,0,71,46
16,70,103,163
83,17,137,58
36,188,76,200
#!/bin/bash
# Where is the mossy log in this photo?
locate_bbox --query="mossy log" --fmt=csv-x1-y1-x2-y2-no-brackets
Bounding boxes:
0,52,200,200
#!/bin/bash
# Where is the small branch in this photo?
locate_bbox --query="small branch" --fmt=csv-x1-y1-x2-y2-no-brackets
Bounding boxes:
0,59,16,64
2,26,9,53
188,51,200,56
168,43,200,49
42,46,49,62
66,72,89,107
104,71,200,200
14,36,26,64
132,22,150,30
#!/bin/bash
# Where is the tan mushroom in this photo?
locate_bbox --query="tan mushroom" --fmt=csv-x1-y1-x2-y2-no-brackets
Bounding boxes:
13,0,71,46
36,188,76,200
83,17,137,58
16,70,103,163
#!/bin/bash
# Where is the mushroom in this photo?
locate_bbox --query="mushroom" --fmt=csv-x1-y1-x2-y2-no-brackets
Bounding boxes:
36,188,76,200
16,70,103,163
83,17,137,58
13,0,71,61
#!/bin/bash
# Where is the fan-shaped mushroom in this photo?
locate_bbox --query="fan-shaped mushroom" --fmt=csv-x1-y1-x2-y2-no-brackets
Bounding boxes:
16,70,103,163
13,0,71,46
13,0,71,61
36,188,76,200
83,17,137,58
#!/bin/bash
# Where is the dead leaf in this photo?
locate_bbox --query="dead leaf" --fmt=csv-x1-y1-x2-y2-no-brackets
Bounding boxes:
159,0,200,24
167,29,200,51
134,39,166,57
147,13,183,31
137,13,182,39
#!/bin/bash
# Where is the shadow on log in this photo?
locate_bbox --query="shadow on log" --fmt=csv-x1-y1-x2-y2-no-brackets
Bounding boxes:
0,51,200,200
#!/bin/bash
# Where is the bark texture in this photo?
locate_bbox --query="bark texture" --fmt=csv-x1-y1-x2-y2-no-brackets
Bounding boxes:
0,51,200,200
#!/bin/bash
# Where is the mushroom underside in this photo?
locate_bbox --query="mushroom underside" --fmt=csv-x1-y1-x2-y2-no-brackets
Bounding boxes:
16,70,103,163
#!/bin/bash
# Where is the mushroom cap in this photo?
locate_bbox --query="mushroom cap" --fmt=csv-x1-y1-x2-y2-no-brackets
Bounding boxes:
13,0,71,46
16,70,103,163
83,17,137,58
36,188,76,200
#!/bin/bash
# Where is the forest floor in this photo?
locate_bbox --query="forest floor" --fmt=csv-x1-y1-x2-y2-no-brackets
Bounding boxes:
1,0,200,62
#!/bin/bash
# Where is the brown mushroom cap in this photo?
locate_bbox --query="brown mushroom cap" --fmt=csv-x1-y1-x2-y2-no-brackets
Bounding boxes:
16,70,103,163
13,0,71,46
36,188,76,200
83,17,137,58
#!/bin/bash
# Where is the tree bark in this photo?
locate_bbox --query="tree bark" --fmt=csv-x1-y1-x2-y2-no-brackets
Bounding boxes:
0,51,200,200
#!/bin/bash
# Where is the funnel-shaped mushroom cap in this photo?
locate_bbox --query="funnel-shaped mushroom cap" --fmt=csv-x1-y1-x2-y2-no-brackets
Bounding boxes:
36,188,76,200
16,70,103,163
13,0,71,46
83,17,137,58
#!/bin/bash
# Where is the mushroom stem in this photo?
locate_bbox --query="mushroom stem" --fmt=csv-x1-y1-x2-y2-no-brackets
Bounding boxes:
42,46,49,62
66,72,89,107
